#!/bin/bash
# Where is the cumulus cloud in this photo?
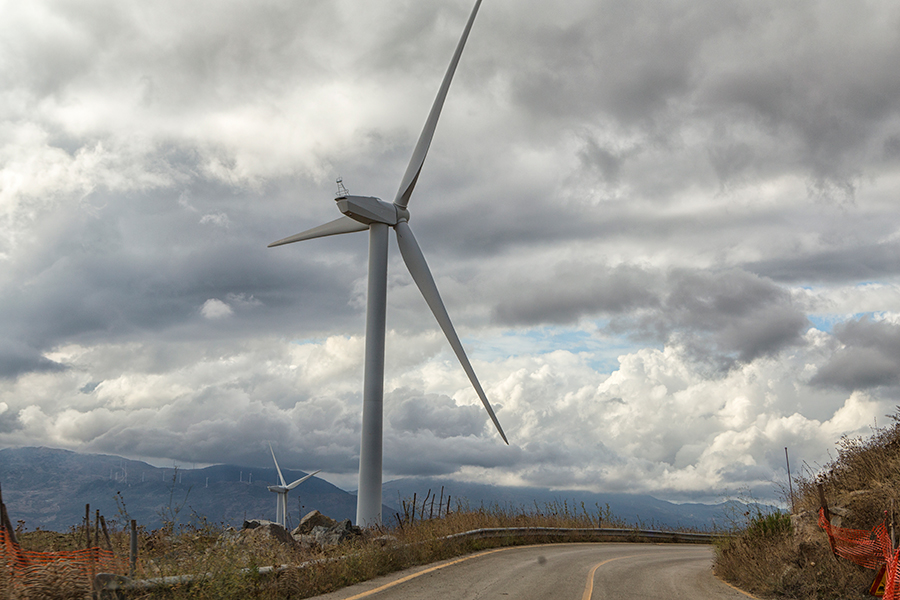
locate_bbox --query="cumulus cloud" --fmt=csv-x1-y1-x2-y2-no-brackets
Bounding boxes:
201,299,233,319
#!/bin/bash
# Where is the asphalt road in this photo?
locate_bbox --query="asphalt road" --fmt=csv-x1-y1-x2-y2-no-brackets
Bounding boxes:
311,543,757,599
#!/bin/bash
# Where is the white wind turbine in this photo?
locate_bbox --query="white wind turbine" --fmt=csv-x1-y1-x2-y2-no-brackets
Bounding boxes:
269,0,507,527
267,443,320,528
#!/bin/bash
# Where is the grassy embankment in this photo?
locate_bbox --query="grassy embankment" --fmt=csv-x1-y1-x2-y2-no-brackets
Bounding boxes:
714,410,900,599
6,498,661,599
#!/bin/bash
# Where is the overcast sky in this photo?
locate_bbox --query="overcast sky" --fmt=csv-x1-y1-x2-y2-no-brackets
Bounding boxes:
3,0,900,505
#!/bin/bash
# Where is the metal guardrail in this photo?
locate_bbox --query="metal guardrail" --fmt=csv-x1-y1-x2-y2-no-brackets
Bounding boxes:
442,526,721,544
94,526,724,596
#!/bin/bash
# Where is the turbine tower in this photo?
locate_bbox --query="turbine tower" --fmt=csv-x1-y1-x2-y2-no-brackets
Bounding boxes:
267,443,320,528
269,0,507,527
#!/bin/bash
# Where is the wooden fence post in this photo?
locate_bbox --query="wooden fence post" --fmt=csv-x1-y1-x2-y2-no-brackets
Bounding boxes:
94,509,100,548
84,504,91,550
0,482,19,545
785,447,795,514
818,483,837,557
130,520,137,577
99,516,113,551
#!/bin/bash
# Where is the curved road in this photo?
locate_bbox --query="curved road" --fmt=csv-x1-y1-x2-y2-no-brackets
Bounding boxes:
312,543,757,600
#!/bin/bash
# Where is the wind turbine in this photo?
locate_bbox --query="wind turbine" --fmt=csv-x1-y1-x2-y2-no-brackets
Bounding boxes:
268,0,507,527
267,443,321,528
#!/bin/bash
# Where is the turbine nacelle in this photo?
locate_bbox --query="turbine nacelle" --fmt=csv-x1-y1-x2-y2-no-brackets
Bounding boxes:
336,195,409,226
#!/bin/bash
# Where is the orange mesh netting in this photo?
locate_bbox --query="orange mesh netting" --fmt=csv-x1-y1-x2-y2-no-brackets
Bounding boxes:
817,507,892,569
818,507,900,598
1,526,121,590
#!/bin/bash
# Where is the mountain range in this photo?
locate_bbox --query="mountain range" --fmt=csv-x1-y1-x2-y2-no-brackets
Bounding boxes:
1,447,760,531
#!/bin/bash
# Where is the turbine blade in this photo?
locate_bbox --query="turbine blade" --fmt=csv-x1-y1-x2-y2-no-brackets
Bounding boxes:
268,216,367,248
394,221,508,444
269,443,287,487
393,0,482,209
286,469,322,490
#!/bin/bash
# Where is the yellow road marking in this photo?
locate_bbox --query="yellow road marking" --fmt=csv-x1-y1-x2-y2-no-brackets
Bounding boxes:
716,576,761,598
581,555,637,600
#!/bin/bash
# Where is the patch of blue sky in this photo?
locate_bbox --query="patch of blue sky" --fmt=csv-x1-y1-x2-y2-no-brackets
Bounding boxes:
807,315,841,333
467,322,656,374
291,337,328,345
807,312,879,333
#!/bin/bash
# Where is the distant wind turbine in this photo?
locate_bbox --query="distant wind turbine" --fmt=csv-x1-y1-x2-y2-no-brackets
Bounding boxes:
268,0,507,527
267,443,320,528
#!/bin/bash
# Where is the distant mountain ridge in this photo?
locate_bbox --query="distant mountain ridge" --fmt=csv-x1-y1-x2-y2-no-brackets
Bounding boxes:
382,478,752,531
1,447,764,531
0,446,362,530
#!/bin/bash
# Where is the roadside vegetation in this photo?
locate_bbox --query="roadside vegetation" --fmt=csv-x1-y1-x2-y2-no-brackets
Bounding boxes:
8,498,665,599
714,408,900,599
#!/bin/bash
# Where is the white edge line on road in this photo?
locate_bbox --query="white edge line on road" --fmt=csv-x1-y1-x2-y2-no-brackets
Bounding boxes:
338,545,521,600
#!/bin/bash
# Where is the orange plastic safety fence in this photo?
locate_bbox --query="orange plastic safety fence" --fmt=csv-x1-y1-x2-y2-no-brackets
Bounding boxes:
817,508,891,570
818,508,900,599
885,549,900,599
0,527,122,587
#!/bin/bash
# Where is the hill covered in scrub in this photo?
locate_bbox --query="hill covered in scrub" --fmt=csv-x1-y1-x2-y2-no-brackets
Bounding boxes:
714,410,900,599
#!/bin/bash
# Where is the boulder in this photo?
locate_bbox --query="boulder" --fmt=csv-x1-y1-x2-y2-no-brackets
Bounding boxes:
241,519,295,546
293,534,319,550
310,519,362,547
292,510,337,535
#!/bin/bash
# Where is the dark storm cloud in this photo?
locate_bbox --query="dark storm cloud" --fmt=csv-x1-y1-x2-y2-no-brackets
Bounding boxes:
0,408,21,434
492,263,806,365
0,341,65,380
492,263,659,326
608,269,808,365
503,0,731,124
384,433,523,477
387,390,487,438
1,0,336,108
812,317,900,390
746,240,900,284
476,0,900,200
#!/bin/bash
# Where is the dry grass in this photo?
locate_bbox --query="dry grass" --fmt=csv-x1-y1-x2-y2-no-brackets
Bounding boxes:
16,560,92,600
713,408,900,599
0,556,13,600
713,509,871,599
5,499,644,600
